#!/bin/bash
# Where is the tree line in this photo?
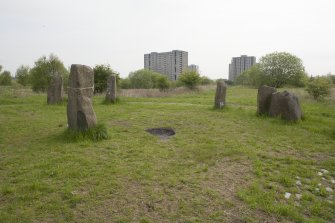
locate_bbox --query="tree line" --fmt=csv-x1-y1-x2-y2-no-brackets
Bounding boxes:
1,52,334,99
1,54,215,92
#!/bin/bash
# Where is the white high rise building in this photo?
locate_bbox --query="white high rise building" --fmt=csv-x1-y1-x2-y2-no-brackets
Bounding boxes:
144,50,188,80
229,55,256,81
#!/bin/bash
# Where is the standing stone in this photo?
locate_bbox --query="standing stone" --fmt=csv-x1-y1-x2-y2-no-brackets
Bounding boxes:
105,75,116,103
269,91,302,121
257,85,276,115
47,74,63,104
214,80,227,109
67,64,97,130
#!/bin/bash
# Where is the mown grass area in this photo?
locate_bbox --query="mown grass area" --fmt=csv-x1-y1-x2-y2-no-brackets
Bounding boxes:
0,85,334,222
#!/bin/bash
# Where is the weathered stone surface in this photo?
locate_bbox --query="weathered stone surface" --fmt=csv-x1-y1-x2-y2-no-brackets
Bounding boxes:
105,75,116,103
269,91,302,121
47,74,63,104
214,80,227,109
257,85,276,115
67,64,97,130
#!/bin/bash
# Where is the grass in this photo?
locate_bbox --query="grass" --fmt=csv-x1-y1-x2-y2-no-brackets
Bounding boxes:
63,124,109,142
0,85,334,222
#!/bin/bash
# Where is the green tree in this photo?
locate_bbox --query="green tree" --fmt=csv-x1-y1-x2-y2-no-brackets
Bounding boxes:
306,76,333,99
15,65,30,86
178,70,201,89
259,52,307,88
0,71,12,85
128,69,163,89
93,64,119,93
156,75,170,91
30,54,69,92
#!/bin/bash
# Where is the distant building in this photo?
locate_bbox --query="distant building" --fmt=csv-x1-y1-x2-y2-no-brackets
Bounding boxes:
229,55,256,81
188,64,199,73
144,50,188,81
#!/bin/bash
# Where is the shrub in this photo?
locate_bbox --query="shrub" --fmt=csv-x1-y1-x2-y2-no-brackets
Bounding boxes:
120,78,131,89
15,65,30,86
0,71,12,85
224,79,234,86
200,76,214,85
156,76,170,91
235,64,266,88
128,69,164,89
178,70,201,89
306,76,333,99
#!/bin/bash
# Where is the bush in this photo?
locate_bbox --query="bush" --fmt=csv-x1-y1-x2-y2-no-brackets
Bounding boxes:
0,71,12,85
156,76,170,91
234,64,267,88
200,76,214,85
224,79,234,86
93,64,119,93
30,54,69,92
127,69,165,89
178,71,201,89
306,76,333,99
120,78,131,89
15,65,30,86
235,71,251,86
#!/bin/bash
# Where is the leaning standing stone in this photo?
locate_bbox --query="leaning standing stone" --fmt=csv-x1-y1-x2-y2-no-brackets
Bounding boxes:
67,64,97,130
47,74,63,104
105,75,116,103
269,91,302,121
257,85,276,115
214,80,227,109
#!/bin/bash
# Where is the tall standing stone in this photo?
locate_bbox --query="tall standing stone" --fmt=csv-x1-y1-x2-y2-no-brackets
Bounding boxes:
47,74,63,104
214,80,227,109
105,75,116,103
257,85,276,115
269,91,302,121
67,64,97,130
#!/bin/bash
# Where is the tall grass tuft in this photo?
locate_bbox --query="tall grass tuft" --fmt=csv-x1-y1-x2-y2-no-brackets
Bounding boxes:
102,97,121,105
63,123,109,142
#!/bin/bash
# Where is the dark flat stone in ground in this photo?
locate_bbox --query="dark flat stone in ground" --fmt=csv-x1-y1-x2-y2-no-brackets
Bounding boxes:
146,128,175,139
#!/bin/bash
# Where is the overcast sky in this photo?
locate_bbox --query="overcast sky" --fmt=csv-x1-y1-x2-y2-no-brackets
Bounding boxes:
1,0,334,79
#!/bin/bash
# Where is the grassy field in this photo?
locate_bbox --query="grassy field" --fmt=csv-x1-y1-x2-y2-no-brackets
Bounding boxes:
0,85,334,223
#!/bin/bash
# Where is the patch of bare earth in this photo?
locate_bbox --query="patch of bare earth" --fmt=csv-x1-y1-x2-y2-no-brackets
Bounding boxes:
196,158,278,223
73,157,281,222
